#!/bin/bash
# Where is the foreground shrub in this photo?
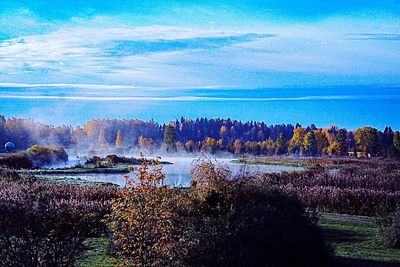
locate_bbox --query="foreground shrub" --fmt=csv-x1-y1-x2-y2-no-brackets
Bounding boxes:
0,180,117,267
186,160,332,267
0,145,68,169
108,159,332,267
107,159,188,267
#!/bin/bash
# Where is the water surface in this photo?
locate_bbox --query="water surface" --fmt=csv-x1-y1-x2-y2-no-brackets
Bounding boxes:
45,156,303,186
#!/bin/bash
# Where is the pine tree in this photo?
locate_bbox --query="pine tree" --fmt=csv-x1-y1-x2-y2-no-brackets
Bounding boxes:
334,128,348,156
275,134,287,155
164,125,177,152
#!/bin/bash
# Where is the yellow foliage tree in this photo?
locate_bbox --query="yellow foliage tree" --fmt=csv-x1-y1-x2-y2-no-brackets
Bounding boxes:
288,127,305,154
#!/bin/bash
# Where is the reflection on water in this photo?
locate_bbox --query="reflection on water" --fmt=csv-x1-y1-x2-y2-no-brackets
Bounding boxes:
47,157,303,187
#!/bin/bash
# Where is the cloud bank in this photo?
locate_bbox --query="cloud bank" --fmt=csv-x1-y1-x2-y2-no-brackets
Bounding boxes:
0,1,399,87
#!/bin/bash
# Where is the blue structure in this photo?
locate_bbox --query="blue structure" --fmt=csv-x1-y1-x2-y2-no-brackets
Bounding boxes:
4,142,15,153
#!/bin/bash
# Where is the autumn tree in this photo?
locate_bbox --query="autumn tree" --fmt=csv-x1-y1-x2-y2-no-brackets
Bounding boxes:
288,127,305,154
115,129,123,148
303,131,317,156
185,140,195,152
355,126,380,156
164,125,177,152
219,125,228,143
314,129,329,155
204,137,219,153
107,159,187,266
260,138,275,155
233,139,242,154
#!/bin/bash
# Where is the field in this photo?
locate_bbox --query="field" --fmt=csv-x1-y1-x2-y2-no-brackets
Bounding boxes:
1,156,400,266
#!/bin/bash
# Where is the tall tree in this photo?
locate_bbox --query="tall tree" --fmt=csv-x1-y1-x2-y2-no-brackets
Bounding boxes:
115,129,123,148
303,131,317,156
334,128,348,156
275,133,287,155
233,139,242,154
288,127,305,154
354,126,380,156
107,159,186,266
164,125,177,152
314,129,329,155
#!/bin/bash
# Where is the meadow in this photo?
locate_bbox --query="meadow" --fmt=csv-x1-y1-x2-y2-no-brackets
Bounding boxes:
1,153,400,266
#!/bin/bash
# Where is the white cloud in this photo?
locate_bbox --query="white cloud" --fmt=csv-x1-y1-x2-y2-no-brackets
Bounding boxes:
0,15,399,87
0,94,399,102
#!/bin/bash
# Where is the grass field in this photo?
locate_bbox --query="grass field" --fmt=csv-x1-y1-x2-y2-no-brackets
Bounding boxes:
76,213,400,267
320,213,400,267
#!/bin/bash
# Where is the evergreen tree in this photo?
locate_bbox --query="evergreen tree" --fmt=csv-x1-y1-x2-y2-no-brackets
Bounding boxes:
275,134,287,155
335,129,348,156
164,125,177,152
394,131,400,154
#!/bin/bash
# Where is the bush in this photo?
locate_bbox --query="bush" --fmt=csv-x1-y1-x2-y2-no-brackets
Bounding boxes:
0,145,68,169
0,181,117,266
0,153,33,169
106,159,188,267
186,160,332,267
378,207,400,248
27,145,68,166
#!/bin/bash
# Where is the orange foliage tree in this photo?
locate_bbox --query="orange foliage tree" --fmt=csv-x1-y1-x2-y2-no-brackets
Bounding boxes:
106,158,188,266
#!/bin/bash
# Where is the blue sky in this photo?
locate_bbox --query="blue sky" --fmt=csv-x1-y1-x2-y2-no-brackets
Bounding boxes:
0,1,399,128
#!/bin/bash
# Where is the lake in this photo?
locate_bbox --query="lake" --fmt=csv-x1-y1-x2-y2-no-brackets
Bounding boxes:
45,156,304,186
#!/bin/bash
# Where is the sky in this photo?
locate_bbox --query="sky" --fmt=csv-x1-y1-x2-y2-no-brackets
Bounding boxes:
0,0,399,128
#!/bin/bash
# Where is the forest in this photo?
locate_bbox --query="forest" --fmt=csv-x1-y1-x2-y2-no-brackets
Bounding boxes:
1,115,399,157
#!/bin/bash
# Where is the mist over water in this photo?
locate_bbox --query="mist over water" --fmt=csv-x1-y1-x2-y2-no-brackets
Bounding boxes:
47,153,304,187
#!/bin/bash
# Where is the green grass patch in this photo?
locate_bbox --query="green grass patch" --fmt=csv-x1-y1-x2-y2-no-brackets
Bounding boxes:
231,158,308,167
21,164,131,175
78,238,119,267
320,213,400,265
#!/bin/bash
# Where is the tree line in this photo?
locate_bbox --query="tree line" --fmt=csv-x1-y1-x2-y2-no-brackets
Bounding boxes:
1,115,399,157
